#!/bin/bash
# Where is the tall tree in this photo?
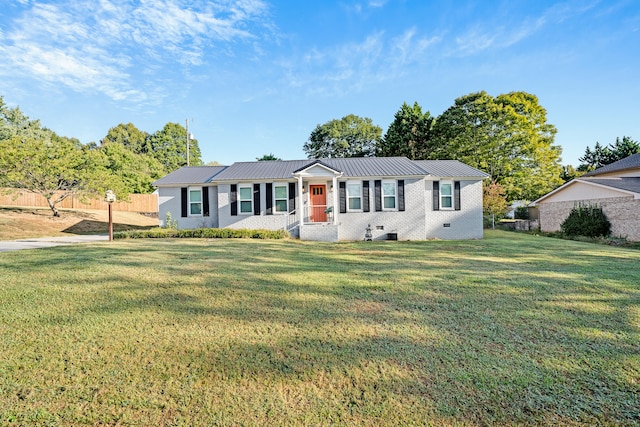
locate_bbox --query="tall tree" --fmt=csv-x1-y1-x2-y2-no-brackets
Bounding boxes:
102,123,150,154
378,102,434,159
303,114,382,158
429,91,562,201
99,141,164,194
578,136,640,171
257,153,281,161
147,122,202,173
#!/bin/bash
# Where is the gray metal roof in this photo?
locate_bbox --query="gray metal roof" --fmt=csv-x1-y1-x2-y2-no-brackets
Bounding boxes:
583,153,640,176
154,158,489,185
580,177,640,194
212,157,430,181
152,166,226,186
412,160,490,178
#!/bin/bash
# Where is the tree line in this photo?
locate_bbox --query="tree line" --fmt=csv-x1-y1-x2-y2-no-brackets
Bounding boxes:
303,91,639,204
2,91,637,217
0,96,202,216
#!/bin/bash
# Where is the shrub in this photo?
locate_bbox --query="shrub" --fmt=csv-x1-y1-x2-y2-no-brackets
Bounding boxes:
164,211,178,229
115,227,289,240
514,206,529,220
560,204,611,238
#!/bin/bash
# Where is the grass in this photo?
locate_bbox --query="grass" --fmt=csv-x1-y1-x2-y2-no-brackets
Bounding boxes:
0,230,638,426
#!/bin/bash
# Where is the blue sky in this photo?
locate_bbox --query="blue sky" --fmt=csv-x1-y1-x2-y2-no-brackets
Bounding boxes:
1,0,638,167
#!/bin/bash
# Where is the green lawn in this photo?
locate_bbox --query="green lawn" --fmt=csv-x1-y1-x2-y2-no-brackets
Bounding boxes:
1,230,638,426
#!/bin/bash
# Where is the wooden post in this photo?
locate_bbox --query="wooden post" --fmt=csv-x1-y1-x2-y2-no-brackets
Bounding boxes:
108,203,113,241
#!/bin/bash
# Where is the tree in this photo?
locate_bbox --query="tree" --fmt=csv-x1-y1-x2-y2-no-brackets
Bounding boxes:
560,165,583,183
257,153,281,161
483,181,509,228
429,91,563,201
102,123,150,154
147,122,202,173
378,102,434,159
578,136,640,171
0,133,114,216
98,141,164,194
303,114,382,158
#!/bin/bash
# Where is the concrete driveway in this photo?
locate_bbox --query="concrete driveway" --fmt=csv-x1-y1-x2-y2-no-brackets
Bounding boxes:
0,235,108,252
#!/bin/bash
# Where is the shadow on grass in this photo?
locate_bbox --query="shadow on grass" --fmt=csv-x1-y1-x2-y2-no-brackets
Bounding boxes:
62,219,156,235
1,235,639,425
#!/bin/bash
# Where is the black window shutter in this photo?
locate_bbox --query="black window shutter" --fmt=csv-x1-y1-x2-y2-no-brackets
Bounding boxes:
339,181,347,213
288,182,296,212
230,184,238,216
265,183,273,215
374,180,382,212
181,187,188,217
454,181,461,211
432,181,439,211
253,183,260,215
203,186,210,217
398,180,405,212
362,180,370,212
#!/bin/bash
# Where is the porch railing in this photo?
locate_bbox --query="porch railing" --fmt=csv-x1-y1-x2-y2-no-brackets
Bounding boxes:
304,205,333,224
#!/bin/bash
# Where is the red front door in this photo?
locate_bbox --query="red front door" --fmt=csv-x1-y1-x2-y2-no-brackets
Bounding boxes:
309,185,327,222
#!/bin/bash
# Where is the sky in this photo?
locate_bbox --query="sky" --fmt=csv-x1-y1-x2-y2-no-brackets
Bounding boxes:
0,0,638,167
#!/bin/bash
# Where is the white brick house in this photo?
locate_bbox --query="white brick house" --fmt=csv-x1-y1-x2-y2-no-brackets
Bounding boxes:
153,157,489,241
531,154,640,241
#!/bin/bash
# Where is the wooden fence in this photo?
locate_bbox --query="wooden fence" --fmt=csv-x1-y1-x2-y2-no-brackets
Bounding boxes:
0,188,158,214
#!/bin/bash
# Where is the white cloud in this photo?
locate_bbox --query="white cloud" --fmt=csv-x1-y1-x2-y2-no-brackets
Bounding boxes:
284,28,440,96
0,0,273,102
450,1,599,56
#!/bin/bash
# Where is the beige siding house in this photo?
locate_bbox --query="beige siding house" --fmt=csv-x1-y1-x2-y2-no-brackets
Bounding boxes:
531,154,640,240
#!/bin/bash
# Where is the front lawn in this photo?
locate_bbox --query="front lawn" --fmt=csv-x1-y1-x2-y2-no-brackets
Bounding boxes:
0,230,638,426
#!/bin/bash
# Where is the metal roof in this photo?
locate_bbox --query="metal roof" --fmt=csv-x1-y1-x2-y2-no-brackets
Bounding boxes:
152,166,226,186
153,158,489,185
583,153,640,176
212,157,431,181
412,160,490,178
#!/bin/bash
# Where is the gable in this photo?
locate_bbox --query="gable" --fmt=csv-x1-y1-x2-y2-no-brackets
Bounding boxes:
537,180,636,204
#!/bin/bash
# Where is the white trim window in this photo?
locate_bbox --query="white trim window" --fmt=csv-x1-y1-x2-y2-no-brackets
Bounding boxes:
274,184,288,213
382,180,397,210
440,181,454,209
347,181,362,211
189,187,203,216
239,185,253,214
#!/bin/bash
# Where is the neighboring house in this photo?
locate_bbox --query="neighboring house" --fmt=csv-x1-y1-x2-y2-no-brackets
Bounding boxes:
531,153,640,241
153,157,489,241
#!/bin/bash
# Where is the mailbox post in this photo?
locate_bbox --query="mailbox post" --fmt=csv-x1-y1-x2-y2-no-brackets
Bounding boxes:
104,190,116,241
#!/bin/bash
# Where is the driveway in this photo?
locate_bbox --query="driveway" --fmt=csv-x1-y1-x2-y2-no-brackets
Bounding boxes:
0,235,108,252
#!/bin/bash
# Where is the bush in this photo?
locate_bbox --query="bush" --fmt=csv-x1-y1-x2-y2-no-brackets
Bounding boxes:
115,227,289,240
514,206,529,220
560,204,611,238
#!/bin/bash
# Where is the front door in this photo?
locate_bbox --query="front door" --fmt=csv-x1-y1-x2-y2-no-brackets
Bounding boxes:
309,185,327,222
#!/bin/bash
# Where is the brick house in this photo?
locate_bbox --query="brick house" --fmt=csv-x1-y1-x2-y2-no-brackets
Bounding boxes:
531,153,640,241
153,157,489,241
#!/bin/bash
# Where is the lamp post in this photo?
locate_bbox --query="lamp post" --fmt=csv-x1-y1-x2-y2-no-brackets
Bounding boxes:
104,190,116,241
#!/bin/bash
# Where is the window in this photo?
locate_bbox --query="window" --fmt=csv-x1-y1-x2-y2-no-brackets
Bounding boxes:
274,185,288,213
440,181,453,209
239,185,253,214
347,182,362,211
189,187,202,215
382,180,397,210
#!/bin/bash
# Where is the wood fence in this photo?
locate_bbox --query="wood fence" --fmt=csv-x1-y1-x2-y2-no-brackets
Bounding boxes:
0,188,158,213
